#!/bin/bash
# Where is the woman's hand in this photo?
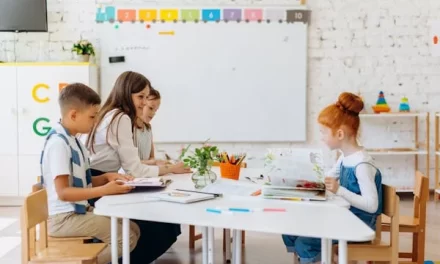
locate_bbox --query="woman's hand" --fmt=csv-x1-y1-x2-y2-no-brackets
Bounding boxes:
324,177,339,194
171,162,192,174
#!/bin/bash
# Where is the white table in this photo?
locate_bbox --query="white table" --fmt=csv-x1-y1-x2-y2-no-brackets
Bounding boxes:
94,171,374,264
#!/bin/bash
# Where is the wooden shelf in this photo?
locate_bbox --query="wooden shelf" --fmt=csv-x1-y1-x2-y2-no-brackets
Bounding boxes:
360,112,428,118
366,149,428,156
397,189,414,193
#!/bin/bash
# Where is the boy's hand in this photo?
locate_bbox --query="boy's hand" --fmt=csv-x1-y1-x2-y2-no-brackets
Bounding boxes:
171,162,192,174
102,180,134,195
324,177,339,194
106,173,134,182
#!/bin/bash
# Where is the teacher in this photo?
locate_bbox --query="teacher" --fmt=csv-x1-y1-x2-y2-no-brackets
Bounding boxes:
84,71,189,263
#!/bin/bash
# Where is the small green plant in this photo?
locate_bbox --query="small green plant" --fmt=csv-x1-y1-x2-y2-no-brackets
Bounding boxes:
72,40,95,56
182,140,219,175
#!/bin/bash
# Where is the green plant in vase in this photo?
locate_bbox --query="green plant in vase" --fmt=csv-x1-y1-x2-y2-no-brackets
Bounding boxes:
182,141,219,189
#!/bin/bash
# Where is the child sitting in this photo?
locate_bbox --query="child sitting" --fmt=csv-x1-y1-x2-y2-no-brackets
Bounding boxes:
282,92,383,264
41,83,140,264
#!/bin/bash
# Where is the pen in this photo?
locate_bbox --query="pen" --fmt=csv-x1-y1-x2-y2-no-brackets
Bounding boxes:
206,208,222,214
175,189,223,197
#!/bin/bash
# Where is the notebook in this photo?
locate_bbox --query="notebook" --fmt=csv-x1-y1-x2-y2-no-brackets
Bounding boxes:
154,190,217,204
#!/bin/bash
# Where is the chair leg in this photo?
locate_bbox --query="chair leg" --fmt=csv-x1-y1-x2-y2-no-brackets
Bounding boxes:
412,232,419,263
189,225,196,249
241,231,245,246
222,229,226,252
417,230,425,264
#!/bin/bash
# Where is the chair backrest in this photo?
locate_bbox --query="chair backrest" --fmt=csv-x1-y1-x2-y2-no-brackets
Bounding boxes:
413,171,429,223
382,184,399,259
21,189,49,263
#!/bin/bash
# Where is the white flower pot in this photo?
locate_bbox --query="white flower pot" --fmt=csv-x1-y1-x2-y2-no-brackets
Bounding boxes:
77,54,90,62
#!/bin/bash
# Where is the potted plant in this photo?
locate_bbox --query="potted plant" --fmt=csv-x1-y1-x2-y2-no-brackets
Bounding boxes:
72,40,95,62
182,141,219,189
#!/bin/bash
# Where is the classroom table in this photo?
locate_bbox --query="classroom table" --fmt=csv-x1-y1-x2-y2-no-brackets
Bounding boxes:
94,170,374,264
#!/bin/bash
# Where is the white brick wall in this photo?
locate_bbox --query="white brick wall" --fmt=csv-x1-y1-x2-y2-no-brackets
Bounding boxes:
1,0,439,190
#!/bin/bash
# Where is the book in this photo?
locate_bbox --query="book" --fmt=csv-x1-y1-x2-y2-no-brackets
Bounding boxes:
117,178,171,188
155,190,217,204
262,179,326,201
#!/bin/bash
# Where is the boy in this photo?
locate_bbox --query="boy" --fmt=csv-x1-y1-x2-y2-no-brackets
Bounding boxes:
40,83,140,264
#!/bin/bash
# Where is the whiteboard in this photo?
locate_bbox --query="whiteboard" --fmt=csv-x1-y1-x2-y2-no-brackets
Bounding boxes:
98,6,309,143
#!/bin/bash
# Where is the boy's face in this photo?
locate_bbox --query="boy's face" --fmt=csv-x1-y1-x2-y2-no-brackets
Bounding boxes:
71,105,100,134
143,98,161,123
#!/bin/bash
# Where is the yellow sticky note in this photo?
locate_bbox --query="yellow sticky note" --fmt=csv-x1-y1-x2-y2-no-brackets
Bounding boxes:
160,9,179,21
139,9,157,21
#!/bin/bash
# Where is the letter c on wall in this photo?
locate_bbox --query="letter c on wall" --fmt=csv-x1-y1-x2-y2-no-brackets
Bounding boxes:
32,83,50,103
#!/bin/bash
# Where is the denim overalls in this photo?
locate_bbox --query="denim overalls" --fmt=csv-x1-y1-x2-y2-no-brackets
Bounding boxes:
282,162,383,263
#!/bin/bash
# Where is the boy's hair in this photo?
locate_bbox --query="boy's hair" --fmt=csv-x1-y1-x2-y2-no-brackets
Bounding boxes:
148,87,161,100
318,92,364,136
59,83,101,115
86,71,151,152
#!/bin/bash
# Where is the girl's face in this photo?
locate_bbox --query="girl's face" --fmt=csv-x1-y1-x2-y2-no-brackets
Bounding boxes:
319,124,344,150
131,86,149,119
143,98,161,123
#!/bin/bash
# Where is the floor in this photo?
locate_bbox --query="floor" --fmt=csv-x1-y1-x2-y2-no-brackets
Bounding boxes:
2,195,439,264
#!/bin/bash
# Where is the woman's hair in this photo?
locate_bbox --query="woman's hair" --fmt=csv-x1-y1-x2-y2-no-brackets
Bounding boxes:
86,71,151,152
148,87,161,100
318,92,364,136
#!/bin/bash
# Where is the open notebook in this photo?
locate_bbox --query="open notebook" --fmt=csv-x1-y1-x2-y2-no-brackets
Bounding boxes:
154,190,217,204
117,178,171,188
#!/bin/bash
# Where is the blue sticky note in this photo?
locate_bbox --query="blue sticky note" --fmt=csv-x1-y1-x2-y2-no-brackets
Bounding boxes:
202,9,221,21
96,8,106,22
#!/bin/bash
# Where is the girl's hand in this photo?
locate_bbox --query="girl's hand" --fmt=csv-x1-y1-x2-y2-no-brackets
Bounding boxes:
155,160,168,166
324,177,339,193
106,173,134,182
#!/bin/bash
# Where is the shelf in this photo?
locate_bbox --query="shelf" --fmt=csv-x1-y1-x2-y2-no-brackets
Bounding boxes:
366,149,428,156
360,112,428,117
397,189,414,193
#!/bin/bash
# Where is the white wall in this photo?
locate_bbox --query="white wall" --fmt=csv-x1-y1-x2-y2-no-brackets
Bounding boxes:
1,0,439,189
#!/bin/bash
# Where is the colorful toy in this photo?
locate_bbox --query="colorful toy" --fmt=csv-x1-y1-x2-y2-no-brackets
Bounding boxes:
399,96,410,112
372,91,391,113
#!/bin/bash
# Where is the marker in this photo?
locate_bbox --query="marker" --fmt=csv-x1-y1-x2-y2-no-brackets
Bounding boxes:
206,208,222,214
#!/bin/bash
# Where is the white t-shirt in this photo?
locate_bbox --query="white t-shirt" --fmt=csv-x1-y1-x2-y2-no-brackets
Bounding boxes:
327,149,379,214
42,136,76,216
83,109,159,178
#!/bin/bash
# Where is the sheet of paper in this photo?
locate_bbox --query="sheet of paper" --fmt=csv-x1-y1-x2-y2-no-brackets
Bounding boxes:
201,179,261,196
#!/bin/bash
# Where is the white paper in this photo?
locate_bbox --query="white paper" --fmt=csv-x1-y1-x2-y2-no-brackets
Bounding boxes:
201,179,261,196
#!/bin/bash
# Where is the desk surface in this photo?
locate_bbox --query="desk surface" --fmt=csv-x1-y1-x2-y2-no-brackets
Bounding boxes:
94,169,374,242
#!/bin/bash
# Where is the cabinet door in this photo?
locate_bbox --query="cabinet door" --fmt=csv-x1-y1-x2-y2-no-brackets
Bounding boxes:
16,65,90,155
0,156,18,196
18,155,40,196
0,66,18,155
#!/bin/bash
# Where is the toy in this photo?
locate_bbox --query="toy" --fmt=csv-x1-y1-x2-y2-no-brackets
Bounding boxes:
399,96,410,112
372,91,391,113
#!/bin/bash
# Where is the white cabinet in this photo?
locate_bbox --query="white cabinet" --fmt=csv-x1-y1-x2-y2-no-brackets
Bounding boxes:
0,62,98,197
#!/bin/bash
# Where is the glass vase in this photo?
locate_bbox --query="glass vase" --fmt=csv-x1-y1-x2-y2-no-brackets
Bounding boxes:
191,168,217,189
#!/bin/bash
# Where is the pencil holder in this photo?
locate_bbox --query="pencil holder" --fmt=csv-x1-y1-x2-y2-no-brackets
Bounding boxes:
219,163,241,180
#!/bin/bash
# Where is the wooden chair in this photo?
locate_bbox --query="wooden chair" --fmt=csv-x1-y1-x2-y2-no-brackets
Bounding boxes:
333,184,400,263
21,189,106,264
381,171,429,264
32,179,94,245
188,162,247,250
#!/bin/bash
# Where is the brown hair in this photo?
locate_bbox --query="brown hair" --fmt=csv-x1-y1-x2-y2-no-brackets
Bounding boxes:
86,71,151,152
318,92,364,136
148,87,161,100
58,83,101,115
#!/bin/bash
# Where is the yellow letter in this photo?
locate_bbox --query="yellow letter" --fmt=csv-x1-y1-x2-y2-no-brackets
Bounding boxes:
32,83,50,103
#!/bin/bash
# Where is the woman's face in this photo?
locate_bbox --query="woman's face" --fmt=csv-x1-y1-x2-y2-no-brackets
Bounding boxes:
131,86,150,119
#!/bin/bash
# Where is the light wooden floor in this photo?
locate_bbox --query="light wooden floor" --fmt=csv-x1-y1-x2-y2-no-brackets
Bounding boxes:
1,195,439,263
